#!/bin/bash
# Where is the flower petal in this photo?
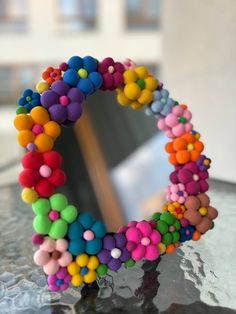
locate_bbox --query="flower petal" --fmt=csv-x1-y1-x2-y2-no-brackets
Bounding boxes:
43,259,59,275
126,227,142,243
144,244,159,261
136,221,152,237
131,243,145,261
34,249,50,266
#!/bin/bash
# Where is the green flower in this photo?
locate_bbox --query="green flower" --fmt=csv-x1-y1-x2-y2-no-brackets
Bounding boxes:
32,193,78,239
151,212,180,245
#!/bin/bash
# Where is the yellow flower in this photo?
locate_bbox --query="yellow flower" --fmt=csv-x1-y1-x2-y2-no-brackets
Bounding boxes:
163,202,186,220
116,66,158,109
67,253,99,286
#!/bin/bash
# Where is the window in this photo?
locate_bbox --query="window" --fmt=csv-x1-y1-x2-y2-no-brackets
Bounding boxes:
0,0,27,32
0,66,38,105
126,0,161,30
56,0,96,31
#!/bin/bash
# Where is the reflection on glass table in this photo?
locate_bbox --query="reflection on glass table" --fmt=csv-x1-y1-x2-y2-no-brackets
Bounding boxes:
0,180,235,313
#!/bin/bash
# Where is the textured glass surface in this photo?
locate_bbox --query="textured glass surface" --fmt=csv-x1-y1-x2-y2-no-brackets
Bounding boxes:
0,181,236,313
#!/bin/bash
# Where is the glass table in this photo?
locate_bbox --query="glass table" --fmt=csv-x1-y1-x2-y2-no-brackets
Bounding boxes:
0,181,235,313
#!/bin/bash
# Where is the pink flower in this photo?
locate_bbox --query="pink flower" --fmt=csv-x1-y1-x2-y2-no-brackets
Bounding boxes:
98,57,125,90
33,237,72,275
118,221,161,262
166,183,188,204
158,104,193,138
47,267,71,291
123,58,136,70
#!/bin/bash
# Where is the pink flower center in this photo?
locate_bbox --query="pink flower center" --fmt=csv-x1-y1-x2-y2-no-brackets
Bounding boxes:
169,226,175,232
59,95,69,106
32,124,43,135
175,208,181,214
193,174,199,181
108,65,115,74
48,210,60,221
186,230,190,235
83,230,94,241
39,165,52,178
141,237,150,246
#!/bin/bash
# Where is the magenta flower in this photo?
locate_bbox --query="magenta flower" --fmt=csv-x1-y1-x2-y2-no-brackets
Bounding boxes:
118,221,161,262
170,161,209,195
123,58,136,70
157,104,193,138
33,237,72,275
98,57,125,90
165,183,188,204
47,267,71,291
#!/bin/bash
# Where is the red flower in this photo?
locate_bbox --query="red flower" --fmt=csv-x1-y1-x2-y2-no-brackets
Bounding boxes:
98,57,125,90
19,151,66,197
42,67,62,85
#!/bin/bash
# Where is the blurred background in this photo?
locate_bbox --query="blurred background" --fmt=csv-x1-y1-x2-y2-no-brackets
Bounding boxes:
0,0,236,231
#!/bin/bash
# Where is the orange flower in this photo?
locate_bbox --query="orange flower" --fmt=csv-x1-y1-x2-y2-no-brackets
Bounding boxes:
42,67,62,85
14,106,61,152
165,133,204,165
163,201,186,220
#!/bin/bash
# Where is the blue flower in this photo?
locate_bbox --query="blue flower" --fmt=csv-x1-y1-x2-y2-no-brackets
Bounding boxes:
179,225,195,243
145,89,176,120
18,89,41,113
62,56,103,96
67,212,106,256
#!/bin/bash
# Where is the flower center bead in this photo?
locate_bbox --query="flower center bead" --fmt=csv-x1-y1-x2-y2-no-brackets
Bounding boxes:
175,208,181,214
56,279,63,286
185,230,190,235
83,230,94,241
203,159,210,166
39,165,52,178
108,65,115,73
198,207,208,216
187,143,194,151
59,95,69,106
48,210,60,221
78,68,88,78
50,72,57,78
177,191,184,196
32,124,43,135
136,79,145,90
179,116,187,124
193,174,199,181
111,248,122,259
169,226,175,232
51,250,62,260
26,96,31,102
26,143,36,151
141,237,150,246
80,267,88,276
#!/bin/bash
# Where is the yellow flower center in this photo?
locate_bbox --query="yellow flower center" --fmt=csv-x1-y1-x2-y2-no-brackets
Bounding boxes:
78,68,88,78
198,207,208,216
187,143,194,151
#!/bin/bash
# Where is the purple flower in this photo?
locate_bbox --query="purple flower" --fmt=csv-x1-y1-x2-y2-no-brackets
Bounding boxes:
196,155,211,172
97,233,130,271
170,161,209,195
47,267,71,291
41,80,84,127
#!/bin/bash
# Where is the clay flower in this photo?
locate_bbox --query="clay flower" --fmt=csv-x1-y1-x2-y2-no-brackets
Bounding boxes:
34,237,72,275
179,225,195,243
184,193,218,234
32,193,78,239
157,104,193,138
67,212,106,256
170,161,209,195
196,155,211,171
98,57,125,90
116,66,158,109
67,253,99,286
165,132,204,165
165,183,188,204
17,89,41,113
152,212,180,247
42,67,62,85
118,221,161,261
19,151,66,198
14,106,61,152
97,233,130,271
145,89,175,119
41,80,84,126
123,58,136,70
63,55,103,96
47,267,71,291
163,201,186,220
